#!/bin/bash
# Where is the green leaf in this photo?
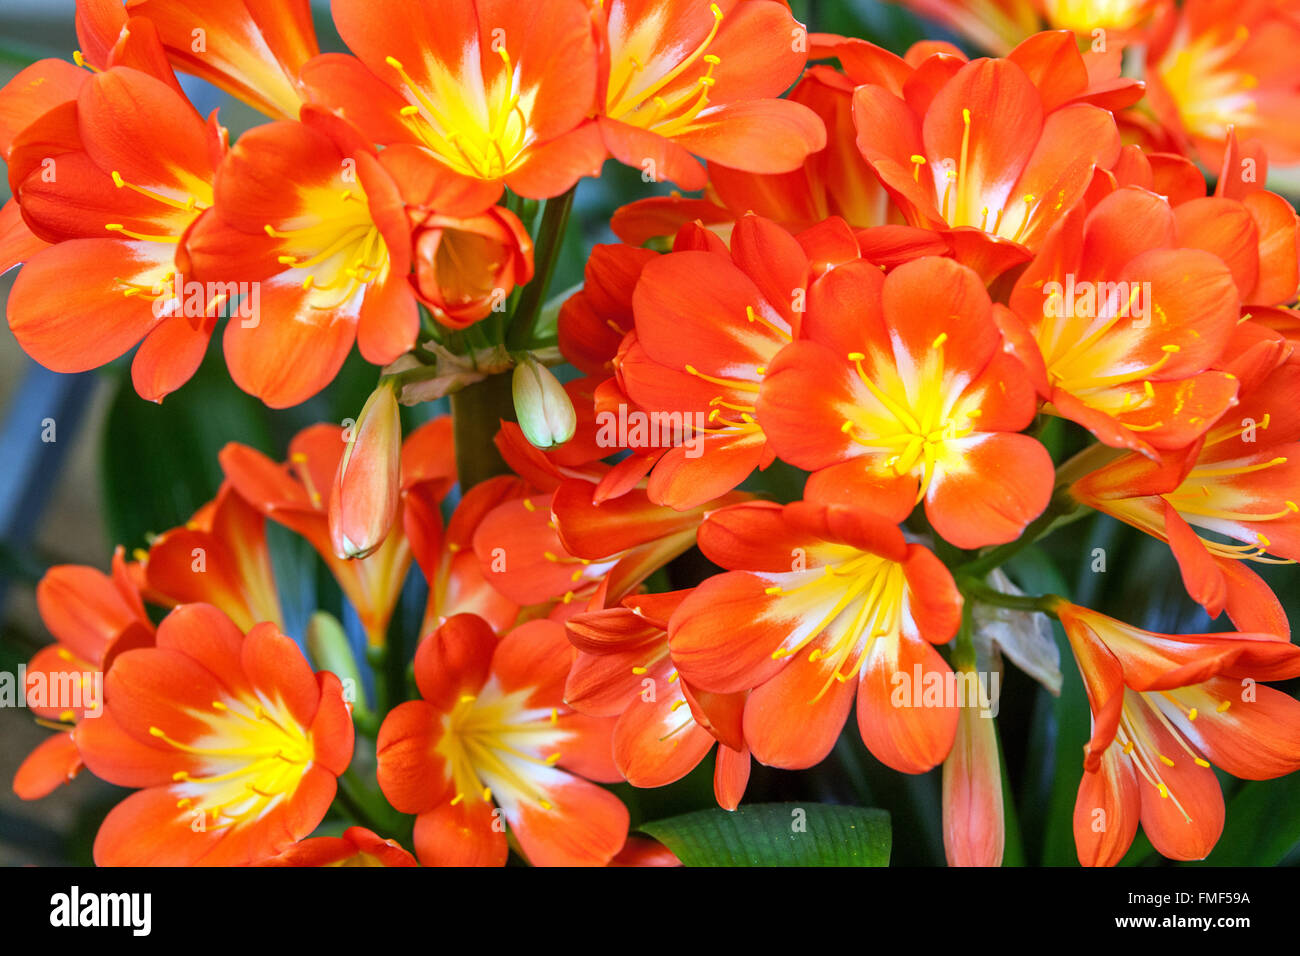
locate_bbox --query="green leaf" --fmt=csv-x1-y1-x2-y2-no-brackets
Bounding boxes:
1186,776,1300,866
641,802,890,866
100,347,275,550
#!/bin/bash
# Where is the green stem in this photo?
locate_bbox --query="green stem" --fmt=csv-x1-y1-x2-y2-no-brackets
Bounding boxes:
954,488,1081,580
336,769,389,833
508,186,576,349
958,578,1061,615
451,372,516,488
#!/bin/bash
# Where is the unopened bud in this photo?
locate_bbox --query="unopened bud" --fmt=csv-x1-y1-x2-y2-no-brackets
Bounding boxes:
329,380,401,559
512,356,575,450
942,667,1004,867
306,611,370,719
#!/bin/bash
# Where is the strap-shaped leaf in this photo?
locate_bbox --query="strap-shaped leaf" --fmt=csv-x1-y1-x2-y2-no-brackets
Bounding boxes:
641,803,890,867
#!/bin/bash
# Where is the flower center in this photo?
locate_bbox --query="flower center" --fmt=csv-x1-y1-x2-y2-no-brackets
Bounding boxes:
842,338,980,501
437,680,568,811
266,188,387,311
386,45,531,181
605,3,724,135
761,549,908,699
151,696,314,830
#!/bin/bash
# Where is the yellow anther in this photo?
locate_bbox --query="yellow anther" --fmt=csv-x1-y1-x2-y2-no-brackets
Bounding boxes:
932,332,948,349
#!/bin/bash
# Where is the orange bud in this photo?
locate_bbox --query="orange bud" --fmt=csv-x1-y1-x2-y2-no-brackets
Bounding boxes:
941,667,1005,867
329,381,402,560
412,205,534,330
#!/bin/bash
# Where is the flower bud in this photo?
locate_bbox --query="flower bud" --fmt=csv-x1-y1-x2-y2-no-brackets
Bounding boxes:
412,206,534,329
941,666,1005,867
512,356,576,450
305,611,370,720
329,380,401,560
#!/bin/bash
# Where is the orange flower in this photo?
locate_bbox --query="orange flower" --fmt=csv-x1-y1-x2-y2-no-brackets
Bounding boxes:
1070,359,1300,635
184,114,417,407
411,205,534,330
1004,186,1241,456
565,591,751,809
140,482,285,632
669,500,964,773
75,604,354,866
846,31,1131,278
258,826,417,867
12,551,154,801
1147,0,1300,169
300,0,605,202
759,255,1053,549
220,418,456,646
608,64,900,244
5,64,227,401
1058,601,1300,864
886,0,1042,55
593,0,825,190
1040,0,1166,38
613,216,809,510
471,478,733,613
409,475,523,639
376,614,628,866
78,0,321,120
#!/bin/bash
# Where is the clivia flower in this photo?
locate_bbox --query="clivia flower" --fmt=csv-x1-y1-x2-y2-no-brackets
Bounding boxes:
614,215,812,510
140,482,286,632
410,475,523,639
12,552,154,801
258,826,418,867
184,114,417,408
376,613,629,866
1004,185,1241,457
513,356,578,451
5,64,226,402
759,255,1053,549
300,0,606,203
886,0,1042,55
846,31,1128,278
1146,0,1300,169
608,64,900,245
565,590,751,809
221,418,456,646
1056,600,1300,864
1070,358,1300,634
593,0,826,190
941,664,1004,867
410,203,534,330
669,499,964,773
78,0,322,121
75,604,354,866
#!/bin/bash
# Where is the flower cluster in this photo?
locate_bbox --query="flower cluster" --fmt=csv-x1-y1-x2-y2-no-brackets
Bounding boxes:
4,0,1300,869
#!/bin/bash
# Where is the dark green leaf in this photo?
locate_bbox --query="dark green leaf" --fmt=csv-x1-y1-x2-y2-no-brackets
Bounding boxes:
641,802,890,866
1186,776,1300,866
